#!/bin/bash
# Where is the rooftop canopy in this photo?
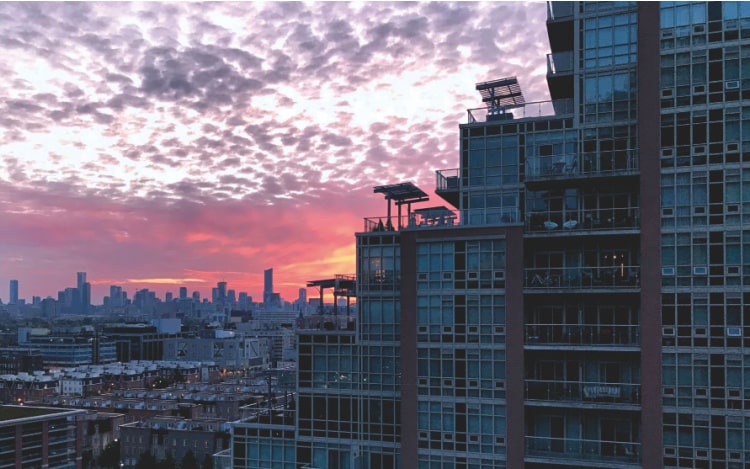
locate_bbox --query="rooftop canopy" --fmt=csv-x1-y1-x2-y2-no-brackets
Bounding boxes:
476,76,525,109
373,182,429,205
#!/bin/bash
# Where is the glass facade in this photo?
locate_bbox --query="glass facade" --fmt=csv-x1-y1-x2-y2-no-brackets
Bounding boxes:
415,238,507,468
660,3,750,467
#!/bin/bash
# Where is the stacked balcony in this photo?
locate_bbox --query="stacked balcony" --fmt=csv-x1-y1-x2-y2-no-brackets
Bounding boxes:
525,435,640,467
525,149,640,185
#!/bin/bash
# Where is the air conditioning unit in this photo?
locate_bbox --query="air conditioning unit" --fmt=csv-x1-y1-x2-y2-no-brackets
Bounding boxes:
725,81,740,90
727,327,742,337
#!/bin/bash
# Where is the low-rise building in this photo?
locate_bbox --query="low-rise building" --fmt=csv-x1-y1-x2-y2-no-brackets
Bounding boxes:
119,416,231,468
78,411,126,465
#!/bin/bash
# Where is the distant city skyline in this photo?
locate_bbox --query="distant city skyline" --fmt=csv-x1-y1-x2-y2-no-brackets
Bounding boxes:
2,270,294,305
0,2,550,303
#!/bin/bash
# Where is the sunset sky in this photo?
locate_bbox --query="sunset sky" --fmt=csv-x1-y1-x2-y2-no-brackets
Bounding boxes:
0,1,551,304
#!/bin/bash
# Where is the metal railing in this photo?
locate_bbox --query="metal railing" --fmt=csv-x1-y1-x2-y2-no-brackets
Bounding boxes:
526,435,640,463
525,323,639,346
525,150,639,181
435,168,459,191
363,215,409,232
526,207,640,233
467,99,573,124
525,379,641,404
525,266,640,289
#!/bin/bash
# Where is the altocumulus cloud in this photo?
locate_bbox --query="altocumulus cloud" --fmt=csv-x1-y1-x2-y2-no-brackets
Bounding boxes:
0,2,549,301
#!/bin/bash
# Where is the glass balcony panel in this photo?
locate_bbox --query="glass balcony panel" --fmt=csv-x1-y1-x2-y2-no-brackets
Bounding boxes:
525,379,641,405
525,323,639,346
466,99,572,123
547,51,574,76
525,435,640,464
524,266,640,289
525,149,639,181
527,207,639,233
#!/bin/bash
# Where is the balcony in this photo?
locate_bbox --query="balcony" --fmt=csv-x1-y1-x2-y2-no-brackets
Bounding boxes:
466,99,573,124
526,207,639,234
524,266,640,291
526,379,641,407
526,436,640,466
363,215,410,232
364,207,522,233
435,168,459,208
297,315,356,332
525,150,639,183
547,51,574,76
525,323,639,347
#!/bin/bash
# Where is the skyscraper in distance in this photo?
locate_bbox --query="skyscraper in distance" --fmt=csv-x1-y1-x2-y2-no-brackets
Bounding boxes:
9,280,18,305
76,272,86,291
76,272,89,314
263,268,273,304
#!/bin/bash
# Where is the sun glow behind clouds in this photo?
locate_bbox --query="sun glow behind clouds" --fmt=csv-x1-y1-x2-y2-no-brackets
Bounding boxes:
0,2,551,301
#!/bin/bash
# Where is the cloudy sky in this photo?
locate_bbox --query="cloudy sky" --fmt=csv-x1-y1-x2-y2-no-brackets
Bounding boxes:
0,1,550,304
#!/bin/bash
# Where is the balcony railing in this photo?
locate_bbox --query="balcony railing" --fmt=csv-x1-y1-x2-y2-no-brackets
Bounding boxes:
526,435,640,464
467,99,573,124
526,379,641,405
525,266,640,289
547,1,574,20
435,168,459,191
525,150,639,181
364,208,523,232
547,51,574,76
527,207,639,233
363,215,410,232
525,323,639,346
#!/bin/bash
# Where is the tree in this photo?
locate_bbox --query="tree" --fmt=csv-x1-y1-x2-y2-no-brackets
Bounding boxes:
157,452,177,469
180,450,199,469
201,454,213,469
135,451,157,469
99,440,120,469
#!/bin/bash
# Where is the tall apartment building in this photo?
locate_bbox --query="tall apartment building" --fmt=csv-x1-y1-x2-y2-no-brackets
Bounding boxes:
228,2,750,468
0,405,86,469
401,1,748,467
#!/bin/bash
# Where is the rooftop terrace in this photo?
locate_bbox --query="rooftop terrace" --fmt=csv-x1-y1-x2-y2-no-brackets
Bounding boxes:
0,405,82,422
